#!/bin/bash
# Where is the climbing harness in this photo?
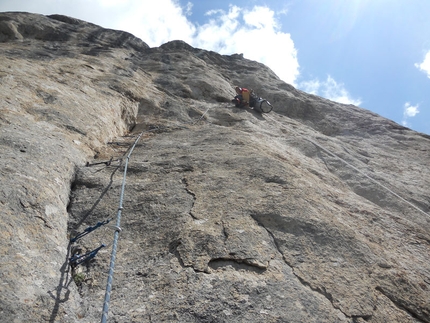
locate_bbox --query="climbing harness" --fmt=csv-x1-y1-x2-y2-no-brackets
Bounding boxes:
70,220,111,243
69,244,106,268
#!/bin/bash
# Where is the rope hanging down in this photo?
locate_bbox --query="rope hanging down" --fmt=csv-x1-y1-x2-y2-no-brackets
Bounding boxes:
101,131,145,323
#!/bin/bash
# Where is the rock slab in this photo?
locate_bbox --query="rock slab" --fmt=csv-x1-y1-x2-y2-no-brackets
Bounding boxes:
0,12,429,323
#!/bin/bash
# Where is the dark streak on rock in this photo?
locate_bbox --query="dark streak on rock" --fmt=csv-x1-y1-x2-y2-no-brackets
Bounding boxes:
375,286,427,323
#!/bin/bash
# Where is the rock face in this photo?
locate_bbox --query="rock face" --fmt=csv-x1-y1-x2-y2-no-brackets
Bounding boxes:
1,12,429,323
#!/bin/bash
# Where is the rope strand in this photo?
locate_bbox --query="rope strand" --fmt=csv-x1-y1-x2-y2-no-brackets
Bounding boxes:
101,131,144,323
266,114,430,219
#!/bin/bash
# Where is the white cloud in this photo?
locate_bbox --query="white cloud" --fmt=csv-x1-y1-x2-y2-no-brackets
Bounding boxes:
404,102,419,117
88,2,301,85
277,5,290,16
192,5,299,85
184,1,193,16
299,79,321,95
108,0,197,47
299,75,362,106
90,2,301,84
415,50,430,78
402,102,420,127
96,0,126,7
0,0,299,85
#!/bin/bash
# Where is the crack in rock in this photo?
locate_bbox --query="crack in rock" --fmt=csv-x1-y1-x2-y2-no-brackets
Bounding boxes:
375,286,427,323
222,222,229,241
250,213,352,319
182,177,198,220
168,239,207,274
208,257,267,274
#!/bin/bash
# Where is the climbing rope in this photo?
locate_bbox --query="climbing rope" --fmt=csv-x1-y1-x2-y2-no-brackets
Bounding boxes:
69,112,209,257
65,99,427,320
65,104,215,321
100,130,145,323
192,106,211,125
266,113,430,219
98,109,213,321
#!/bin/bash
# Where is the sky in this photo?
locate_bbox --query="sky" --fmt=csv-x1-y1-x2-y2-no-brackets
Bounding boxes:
1,0,429,135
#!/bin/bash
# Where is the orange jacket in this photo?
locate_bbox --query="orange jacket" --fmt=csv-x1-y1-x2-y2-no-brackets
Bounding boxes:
235,87,250,105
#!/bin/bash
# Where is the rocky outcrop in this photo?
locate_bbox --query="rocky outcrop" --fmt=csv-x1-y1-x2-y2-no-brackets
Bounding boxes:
0,12,429,323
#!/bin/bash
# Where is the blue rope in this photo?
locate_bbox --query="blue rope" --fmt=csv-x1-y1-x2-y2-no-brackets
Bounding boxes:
69,244,106,268
101,131,144,323
70,220,110,243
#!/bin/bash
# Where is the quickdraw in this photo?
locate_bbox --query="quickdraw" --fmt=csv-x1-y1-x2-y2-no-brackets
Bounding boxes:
70,220,110,243
69,244,106,268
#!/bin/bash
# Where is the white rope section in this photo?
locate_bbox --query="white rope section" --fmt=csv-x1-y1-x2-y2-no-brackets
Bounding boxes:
266,114,430,219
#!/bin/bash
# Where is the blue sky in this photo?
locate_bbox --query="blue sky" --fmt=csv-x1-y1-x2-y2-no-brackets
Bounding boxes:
1,0,429,134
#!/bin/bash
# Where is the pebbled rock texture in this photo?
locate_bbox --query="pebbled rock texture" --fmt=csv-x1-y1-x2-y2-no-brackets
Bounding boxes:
0,12,429,323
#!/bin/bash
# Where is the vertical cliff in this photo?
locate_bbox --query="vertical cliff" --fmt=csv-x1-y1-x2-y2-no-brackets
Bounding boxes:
0,12,429,323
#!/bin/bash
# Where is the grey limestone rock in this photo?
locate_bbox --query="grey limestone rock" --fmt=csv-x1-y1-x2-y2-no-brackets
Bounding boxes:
0,11,429,323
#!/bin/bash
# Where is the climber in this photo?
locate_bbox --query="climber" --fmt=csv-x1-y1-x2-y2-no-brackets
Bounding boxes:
232,86,252,108
231,86,273,113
